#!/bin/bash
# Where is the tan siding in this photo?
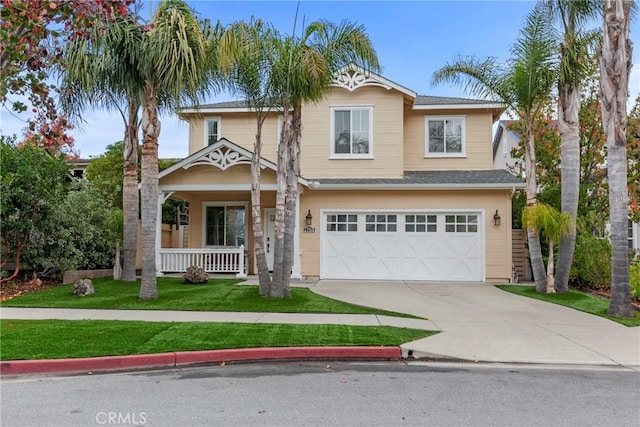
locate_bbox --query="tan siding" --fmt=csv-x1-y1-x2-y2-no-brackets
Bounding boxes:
300,86,404,179
404,107,494,171
299,189,512,282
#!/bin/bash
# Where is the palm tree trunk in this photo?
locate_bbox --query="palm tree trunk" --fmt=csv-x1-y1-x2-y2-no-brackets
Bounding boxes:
555,85,580,293
281,104,302,296
122,98,140,282
113,239,122,280
545,240,556,293
524,124,547,292
251,116,271,296
139,82,160,300
601,0,633,318
270,106,291,298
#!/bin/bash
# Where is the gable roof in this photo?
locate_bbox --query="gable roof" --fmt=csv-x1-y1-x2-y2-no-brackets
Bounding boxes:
308,170,524,190
179,67,504,114
414,95,504,110
159,137,309,186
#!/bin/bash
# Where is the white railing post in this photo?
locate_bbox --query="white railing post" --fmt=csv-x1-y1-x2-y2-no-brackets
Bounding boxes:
236,245,246,278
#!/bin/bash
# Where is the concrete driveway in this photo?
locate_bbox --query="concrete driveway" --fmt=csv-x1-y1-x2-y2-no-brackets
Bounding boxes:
311,280,640,369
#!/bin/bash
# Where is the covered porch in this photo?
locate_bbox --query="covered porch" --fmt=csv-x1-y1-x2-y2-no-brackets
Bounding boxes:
156,138,306,278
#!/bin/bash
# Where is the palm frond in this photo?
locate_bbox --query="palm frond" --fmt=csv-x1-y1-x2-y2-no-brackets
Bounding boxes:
431,56,513,106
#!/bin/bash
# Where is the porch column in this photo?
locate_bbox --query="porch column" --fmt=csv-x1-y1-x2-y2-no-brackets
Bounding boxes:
155,191,164,276
291,191,302,279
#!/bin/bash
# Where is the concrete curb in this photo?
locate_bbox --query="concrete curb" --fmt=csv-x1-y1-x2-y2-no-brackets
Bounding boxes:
0,346,402,376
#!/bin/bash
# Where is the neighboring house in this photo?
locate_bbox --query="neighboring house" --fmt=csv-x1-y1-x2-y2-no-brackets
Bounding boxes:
492,120,640,258
492,120,523,175
157,67,525,282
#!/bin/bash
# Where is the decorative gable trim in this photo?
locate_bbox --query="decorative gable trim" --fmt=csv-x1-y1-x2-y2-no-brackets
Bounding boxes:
333,68,392,92
186,144,252,171
331,65,416,98
159,138,310,186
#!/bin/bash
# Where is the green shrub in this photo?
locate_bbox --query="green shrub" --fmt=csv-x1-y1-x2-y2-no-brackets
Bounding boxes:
570,214,611,289
23,182,119,278
630,262,640,301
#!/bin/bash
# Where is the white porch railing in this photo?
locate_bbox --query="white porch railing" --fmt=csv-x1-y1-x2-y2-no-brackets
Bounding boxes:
159,246,246,278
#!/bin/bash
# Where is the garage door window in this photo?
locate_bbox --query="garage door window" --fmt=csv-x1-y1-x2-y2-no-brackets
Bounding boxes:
365,214,397,232
327,214,358,232
406,215,437,232
445,214,478,233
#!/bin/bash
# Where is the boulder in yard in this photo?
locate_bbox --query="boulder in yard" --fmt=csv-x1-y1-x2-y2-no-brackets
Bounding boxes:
73,278,95,296
183,265,208,284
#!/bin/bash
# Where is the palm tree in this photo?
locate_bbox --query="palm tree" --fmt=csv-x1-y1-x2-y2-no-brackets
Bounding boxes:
63,0,212,299
218,19,278,295
432,5,557,292
522,203,573,293
61,10,143,284
544,0,601,293
600,0,634,318
137,0,210,299
268,20,380,297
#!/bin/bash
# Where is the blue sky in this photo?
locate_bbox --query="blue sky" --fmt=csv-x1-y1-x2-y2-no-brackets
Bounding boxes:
1,0,638,158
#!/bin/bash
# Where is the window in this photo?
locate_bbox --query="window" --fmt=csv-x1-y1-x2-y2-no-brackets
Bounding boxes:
365,214,397,232
445,215,478,233
425,116,465,156
327,214,358,232
204,204,245,246
331,107,373,158
204,117,221,146
405,215,437,233
629,220,635,250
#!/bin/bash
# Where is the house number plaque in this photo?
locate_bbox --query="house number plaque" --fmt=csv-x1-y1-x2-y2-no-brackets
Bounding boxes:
303,227,316,233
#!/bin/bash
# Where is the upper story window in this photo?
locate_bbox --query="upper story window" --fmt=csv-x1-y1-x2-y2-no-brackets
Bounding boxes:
330,106,373,158
425,116,465,157
204,117,221,147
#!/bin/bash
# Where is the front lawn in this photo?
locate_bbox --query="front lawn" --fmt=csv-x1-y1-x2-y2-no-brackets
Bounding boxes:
0,319,436,360
497,285,640,327
0,277,417,318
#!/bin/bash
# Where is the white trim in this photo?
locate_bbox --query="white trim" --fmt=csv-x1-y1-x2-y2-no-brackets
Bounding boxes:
413,103,504,110
319,208,486,281
307,182,526,190
160,184,279,192
425,115,467,158
202,201,249,248
181,107,256,114
329,106,374,159
203,116,221,148
155,192,164,277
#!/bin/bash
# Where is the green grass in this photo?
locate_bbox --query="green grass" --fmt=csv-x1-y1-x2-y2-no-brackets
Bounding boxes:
1,277,416,318
0,319,436,360
497,285,640,327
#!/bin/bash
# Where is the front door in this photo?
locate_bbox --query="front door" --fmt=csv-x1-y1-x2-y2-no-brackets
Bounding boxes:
264,209,276,271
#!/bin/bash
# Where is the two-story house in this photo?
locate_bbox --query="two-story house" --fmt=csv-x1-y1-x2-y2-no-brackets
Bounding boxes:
157,67,525,282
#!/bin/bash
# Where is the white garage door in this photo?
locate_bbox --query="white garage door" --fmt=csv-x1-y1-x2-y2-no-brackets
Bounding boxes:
321,212,484,281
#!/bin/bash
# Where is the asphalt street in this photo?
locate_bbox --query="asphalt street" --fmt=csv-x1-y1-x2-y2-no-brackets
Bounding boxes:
2,361,639,427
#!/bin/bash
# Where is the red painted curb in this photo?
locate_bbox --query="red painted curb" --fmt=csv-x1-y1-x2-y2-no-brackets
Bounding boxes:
0,347,401,376
174,346,402,365
0,353,175,376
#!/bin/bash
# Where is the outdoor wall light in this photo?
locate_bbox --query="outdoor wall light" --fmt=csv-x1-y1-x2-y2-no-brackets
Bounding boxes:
493,210,501,226
305,210,313,226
